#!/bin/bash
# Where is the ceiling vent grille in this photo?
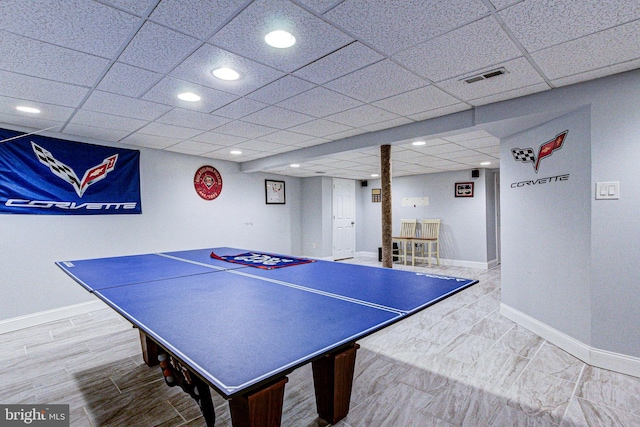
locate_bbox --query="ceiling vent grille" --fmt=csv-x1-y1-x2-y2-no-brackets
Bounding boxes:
462,67,507,84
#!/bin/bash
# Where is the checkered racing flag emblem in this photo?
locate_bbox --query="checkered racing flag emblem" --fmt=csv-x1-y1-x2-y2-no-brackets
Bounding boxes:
511,148,536,164
511,131,568,173
31,141,118,197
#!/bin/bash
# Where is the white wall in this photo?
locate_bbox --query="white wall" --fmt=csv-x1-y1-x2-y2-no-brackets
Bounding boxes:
0,134,302,321
357,168,494,266
501,108,592,344
492,69,640,364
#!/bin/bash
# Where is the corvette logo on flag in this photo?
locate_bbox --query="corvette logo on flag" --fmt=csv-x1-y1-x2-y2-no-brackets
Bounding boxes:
511,130,568,173
32,142,118,197
0,128,141,215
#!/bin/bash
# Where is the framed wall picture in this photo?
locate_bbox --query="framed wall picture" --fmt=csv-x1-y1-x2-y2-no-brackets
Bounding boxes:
455,182,474,197
265,179,285,204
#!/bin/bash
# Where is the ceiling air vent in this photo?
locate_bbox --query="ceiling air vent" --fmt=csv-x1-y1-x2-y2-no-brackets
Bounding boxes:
462,67,507,84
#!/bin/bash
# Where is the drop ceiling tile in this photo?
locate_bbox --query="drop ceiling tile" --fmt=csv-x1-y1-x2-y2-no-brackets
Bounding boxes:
325,105,400,128
165,140,223,155
101,0,155,16
408,103,470,122
0,113,64,134
69,110,147,132
119,21,201,73
214,120,277,139
246,76,315,104
120,133,182,149
150,0,242,39
419,143,469,155
411,156,448,167
373,85,461,116
394,17,521,82
328,150,375,161
209,0,353,73
476,146,501,157
190,131,247,146
97,62,162,98
0,70,88,107
0,32,109,87
425,159,463,169
277,87,363,118
391,148,422,161
327,60,427,102
531,20,640,80
500,0,640,53
0,0,139,57
468,83,549,107
294,137,331,148
326,160,360,169
257,130,314,146
136,122,204,139
297,0,342,14
324,128,365,140
0,96,75,122
172,44,285,96
204,147,261,161
293,42,384,84
398,138,450,149
456,153,497,165
443,130,492,142
62,124,131,142
360,117,413,133
436,149,479,160
142,77,238,113
212,98,268,120
233,140,288,152
82,90,172,121
324,0,488,55
288,119,353,138
241,106,314,129
551,58,640,88
488,0,520,10
437,57,545,101
156,109,230,131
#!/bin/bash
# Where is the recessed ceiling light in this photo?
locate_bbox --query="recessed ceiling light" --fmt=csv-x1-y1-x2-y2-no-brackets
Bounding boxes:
212,67,240,81
371,173,379,178
290,163,300,168
230,150,242,155
265,30,296,48
480,161,491,166
177,92,201,102
16,106,41,114
412,141,426,146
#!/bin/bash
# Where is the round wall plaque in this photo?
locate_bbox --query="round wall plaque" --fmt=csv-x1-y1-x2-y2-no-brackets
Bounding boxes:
194,166,223,200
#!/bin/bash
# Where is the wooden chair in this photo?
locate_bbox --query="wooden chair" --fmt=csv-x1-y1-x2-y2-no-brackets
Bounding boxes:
413,219,441,267
392,219,417,265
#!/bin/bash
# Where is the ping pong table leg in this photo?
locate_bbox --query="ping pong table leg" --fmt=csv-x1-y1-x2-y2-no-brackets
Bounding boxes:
311,342,360,424
229,377,288,427
139,329,159,366
138,331,217,426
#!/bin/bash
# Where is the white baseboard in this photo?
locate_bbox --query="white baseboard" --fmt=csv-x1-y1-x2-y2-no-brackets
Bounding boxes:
356,251,491,269
501,303,640,378
0,299,108,335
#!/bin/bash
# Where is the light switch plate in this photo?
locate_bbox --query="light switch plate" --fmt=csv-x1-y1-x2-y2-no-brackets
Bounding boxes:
595,181,619,200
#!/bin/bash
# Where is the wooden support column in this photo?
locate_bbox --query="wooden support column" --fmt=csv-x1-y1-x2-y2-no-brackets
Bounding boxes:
380,145,393,268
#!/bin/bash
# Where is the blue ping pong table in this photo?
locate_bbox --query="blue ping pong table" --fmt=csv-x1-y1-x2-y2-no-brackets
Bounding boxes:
56,247,478,427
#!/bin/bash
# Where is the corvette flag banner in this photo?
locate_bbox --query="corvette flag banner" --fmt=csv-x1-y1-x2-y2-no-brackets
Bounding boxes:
0,128,141,215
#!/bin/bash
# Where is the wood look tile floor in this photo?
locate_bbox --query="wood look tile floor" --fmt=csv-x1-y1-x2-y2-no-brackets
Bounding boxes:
2,256,640,426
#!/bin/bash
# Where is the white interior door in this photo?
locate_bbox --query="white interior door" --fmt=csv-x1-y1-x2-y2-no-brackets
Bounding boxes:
332,178,355,260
